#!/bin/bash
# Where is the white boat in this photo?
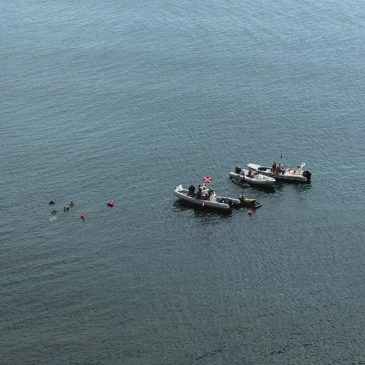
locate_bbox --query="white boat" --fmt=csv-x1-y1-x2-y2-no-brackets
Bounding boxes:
247,162,311,183
229,167,276,186
174,185,241,212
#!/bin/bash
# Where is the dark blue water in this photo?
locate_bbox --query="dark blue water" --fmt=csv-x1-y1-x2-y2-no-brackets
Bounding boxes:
1,1,365,364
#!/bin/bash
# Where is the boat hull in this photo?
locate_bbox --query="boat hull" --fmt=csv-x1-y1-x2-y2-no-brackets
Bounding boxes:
229,171,276,186
247,163,311,183
174,186,232,212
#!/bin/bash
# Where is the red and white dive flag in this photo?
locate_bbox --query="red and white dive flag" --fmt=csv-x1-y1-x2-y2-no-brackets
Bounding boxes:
203,176,213,183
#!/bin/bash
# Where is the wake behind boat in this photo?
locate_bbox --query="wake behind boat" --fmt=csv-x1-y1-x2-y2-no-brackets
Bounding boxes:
229,166,276,186
247,162,311,183
174,185,241,212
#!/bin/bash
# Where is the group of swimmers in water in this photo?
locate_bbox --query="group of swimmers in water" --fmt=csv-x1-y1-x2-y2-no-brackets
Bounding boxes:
49,199,115,222
49,201,76,217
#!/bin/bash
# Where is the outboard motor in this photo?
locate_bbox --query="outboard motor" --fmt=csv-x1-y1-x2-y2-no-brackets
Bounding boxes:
303,170,311,183
235,166,242,173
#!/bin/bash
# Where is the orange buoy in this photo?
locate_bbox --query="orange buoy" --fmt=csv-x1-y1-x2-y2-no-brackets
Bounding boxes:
107,200,115,207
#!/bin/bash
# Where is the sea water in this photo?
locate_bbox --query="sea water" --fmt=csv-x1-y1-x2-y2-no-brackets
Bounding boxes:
1,1,365,364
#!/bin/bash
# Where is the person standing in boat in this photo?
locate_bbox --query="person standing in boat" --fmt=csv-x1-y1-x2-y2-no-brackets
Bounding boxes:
207,188,214,201
201,187,208,200
196,185,202,199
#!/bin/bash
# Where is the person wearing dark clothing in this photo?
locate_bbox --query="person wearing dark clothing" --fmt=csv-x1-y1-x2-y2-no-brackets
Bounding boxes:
188,185,196,196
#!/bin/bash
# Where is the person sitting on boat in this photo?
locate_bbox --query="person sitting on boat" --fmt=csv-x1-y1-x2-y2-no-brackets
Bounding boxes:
271,162,276,172
247,169,253,177
188,184,196,196
201,187,208,200
196,185,202,199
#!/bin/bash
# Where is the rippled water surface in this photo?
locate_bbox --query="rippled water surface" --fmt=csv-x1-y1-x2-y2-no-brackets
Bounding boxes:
1,1,365,364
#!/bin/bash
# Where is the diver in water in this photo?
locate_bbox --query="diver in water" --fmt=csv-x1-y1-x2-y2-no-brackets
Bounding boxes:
49,201,55,206
69,201,74,208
